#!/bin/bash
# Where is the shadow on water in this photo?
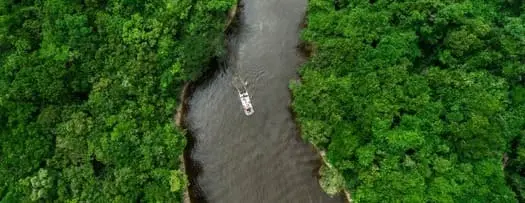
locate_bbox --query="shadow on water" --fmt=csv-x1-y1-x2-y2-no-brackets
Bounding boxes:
182,57,230,203
183,130,206,203
182,3,244,202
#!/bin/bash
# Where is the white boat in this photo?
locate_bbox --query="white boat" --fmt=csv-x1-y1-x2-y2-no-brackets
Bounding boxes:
232,77,254,116
239,90,254,116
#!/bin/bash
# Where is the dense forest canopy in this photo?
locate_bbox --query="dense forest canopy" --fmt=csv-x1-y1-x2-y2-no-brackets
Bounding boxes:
292,0,525,202
0,0,234,202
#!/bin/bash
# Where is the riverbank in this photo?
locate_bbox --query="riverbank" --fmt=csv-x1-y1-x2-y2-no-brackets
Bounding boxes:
293,13,352,203
289,87,352,203
174,83,192,203
174,2,240,203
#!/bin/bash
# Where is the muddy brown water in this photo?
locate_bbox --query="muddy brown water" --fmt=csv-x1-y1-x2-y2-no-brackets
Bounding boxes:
184,0,344,202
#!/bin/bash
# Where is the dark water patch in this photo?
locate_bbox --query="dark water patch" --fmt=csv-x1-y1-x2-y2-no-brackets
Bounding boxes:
182,56,229,203
183,124,208,203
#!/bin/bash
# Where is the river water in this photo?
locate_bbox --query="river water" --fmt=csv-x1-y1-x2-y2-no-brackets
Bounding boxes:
184,0,343,202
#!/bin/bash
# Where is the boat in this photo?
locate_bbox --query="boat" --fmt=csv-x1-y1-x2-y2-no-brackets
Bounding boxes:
238,89,254,116
232,76,254,116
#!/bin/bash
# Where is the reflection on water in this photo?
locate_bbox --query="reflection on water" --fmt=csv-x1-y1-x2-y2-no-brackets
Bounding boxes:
185,0,344,202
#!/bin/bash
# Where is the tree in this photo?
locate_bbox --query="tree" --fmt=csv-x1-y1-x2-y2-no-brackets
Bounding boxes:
0,0,235,201
293,0,525,201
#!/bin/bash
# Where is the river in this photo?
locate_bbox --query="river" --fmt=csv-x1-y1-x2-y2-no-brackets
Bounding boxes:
184,0,344,202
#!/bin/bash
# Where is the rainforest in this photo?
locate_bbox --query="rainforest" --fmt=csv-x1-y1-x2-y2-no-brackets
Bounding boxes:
0,0,234,202
1,0,525,202
292,0,525,202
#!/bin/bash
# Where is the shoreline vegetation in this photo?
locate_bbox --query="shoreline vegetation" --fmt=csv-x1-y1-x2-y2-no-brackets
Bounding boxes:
291,0,525,202
295,7,352,203
1,0,235,202
290,84,351,202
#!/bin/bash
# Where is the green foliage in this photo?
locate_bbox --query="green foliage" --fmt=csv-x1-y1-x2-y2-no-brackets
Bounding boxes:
319,165,345,196
0,0,234,202
29,169,54,201
293,0,525,202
